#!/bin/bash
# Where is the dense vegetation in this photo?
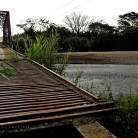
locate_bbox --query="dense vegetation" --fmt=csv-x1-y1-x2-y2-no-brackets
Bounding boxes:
99,94,138,138
12,11,138,53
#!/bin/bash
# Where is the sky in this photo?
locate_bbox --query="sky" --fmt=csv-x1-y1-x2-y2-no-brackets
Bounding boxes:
0,0,138,36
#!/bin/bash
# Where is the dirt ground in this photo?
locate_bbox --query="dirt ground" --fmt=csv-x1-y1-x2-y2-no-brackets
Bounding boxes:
57,51,138,64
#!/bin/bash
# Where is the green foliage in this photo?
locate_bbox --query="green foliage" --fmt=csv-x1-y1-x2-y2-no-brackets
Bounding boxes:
113,94,138,137
17,18,49,32
64,70,138,137
64,36,91,52
79,82,95,93
54,52,70,75
72,70,84,85
69,68,138,137
24,35,58,70
75,73,138,137
12,34,26,53
8,48,22,62
24,27,36,40
0,61,21,80
98,82,113,101
24,34,70,74
118,12,138,28
13,11,138,52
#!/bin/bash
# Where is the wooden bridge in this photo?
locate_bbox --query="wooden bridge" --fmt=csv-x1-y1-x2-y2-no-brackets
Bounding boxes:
0,11,118,137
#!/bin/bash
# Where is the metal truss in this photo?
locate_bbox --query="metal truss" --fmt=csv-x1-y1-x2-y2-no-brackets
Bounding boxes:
0,11,12,46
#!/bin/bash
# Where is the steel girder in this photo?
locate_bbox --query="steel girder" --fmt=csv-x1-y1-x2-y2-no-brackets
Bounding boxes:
0,11,12,46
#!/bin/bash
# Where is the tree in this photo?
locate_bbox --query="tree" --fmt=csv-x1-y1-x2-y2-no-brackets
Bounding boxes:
88,21,119,51
89,21,117,40
117,12,138,51
46,25,72,51
63,12,90,36
17,18,49,32
118,12,138,30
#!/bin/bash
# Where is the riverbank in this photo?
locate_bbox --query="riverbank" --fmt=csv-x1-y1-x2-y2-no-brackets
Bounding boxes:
57,51,138,64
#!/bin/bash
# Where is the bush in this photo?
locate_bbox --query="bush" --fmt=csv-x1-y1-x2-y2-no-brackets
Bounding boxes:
99,94,138,138
64,36,91,52
115,94,138,137
12,34,26,53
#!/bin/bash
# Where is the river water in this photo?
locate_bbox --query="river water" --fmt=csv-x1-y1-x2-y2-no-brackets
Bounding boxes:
64,64,138,99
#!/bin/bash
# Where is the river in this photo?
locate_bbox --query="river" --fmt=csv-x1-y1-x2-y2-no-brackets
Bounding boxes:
64,64,138,99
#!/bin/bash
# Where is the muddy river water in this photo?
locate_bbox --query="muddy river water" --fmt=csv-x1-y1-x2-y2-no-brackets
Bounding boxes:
64,64,138,99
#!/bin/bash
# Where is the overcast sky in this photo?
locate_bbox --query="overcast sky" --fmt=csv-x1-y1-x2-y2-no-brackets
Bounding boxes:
0,0,138,35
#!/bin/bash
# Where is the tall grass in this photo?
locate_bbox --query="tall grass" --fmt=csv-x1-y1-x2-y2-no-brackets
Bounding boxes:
24,35,58,70
73,70,84,85
55,52,70,75
24,34,70,74
0,46,22,80
8,48,22,62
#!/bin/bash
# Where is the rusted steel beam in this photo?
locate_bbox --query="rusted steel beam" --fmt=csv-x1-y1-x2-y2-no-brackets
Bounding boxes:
0,102,114,118
0,107,118,126
0,11,12,46
0,102,115,115
0,101,89,111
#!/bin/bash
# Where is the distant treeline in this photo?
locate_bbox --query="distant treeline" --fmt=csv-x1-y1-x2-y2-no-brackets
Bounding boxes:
12,11,138,53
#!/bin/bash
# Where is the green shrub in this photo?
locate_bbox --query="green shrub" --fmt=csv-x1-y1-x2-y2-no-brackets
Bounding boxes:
114,94,138,137
12,34,26,53
64,36,91,52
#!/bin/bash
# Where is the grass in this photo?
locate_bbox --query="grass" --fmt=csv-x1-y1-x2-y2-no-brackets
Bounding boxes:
24,35,56,66
65,70,113,101
88,83,138,137
0,46,22,80
8,48,22,62
115,94,138,137
54,51,71,75
72,69,84,85
82,80,138,137
24,34,70,75
0,60,21,80
99,93,138,138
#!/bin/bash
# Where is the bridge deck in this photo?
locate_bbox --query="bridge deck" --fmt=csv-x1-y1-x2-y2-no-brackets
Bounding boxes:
0,46,118,132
